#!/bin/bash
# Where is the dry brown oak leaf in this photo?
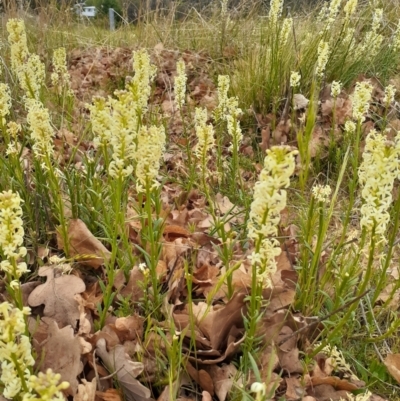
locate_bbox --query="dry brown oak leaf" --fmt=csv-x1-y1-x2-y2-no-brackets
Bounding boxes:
40,320,91,396
60,218,111,269
28,266,86,328
96,338,154,401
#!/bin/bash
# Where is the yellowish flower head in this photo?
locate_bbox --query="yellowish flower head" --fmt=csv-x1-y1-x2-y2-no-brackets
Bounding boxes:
290,71,301,88
358,129,400,243
108,91,138,179
383,84,396,106
325,0,342,30
392,19,400,51
316,40,330,78
128,49,157,112
0,190,26,260
312,184,332,203
0,83,11,121
7,18,29,73
19,54,45,99
356,9,383,58
51,47,72,95
0,302,34,399
7,121,21,140
279,18,292,46
24,369,70,401
135,125,166,193
351,81,373,122
175,58,187,110
248,146,297,286
214,75,230,122
88,96,113,148
194,107,215,169
344,120,356,134
331,80,342,98
26,99,55,159
344,0,358,19
226,112,243,152
268,0,283,26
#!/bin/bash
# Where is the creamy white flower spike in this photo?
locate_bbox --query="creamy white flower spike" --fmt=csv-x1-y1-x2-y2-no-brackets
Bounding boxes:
279,17,292,47
331,81,342,98
135,125,166,193
356,9,383,58
268,0,284,26
351,81,373,122
383,84,396,106
194,108,215,174
312,184,332,203
290,71,301,88
23,369,70,400
51,47,73,96
0,302,33,398
26,99,55,160
392,19,400,51
108,91,137,179
0,83,11,124
7,19,29,73
128,49,157,113
248,146,297,286
344,0,358,19
358,129,400,243
174,59,187,110
316,40,330,78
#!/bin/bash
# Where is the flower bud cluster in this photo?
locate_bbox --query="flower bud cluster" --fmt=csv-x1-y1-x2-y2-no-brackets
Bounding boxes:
331,81,342,98
88,96,113,148
325,0,342,30
391,19,400,51
344,0,358,20
356,9,383,58
26,99,55,160
0,83,11,124
358,129,400,243
351,81,373,122
6,19,29,73
194,107,215,173
135,125,166,193
7,20,45,100
0,302,33,398
383,84,396,106
51,47,73,96
0,302,69,400
19,54,45,100
214,75,243,151
290,71,301,88
316,40,330,78
312,184,332,203
174,59,187,110
248,146,297,286
108,91,138,179
23,369,70,401
128,49,157,113
279,18,292,47
268,0,284,27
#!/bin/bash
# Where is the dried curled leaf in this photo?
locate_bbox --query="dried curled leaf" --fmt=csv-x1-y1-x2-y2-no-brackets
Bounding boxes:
96,338,153,401
28,266,86,327
40,320,91,396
